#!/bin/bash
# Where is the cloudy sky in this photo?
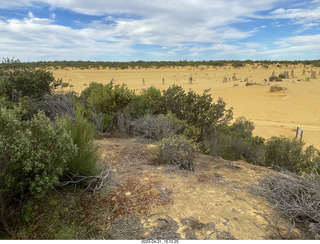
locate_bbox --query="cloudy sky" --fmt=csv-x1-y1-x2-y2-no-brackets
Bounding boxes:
0,0,320,61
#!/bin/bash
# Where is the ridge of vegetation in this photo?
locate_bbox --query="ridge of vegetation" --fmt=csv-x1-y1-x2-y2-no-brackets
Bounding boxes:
1,58,320,70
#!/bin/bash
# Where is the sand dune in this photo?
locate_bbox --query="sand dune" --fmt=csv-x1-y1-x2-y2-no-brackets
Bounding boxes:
52,64,320,148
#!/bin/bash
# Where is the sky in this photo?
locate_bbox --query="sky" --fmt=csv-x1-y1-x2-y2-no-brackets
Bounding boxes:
0,0,320,62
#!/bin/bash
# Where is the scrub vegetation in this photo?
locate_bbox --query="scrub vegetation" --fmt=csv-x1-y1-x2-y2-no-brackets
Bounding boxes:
0,58,319,239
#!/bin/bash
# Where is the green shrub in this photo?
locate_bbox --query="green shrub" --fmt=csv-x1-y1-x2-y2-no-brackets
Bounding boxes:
0,58,61,102
204,118,266,165
0,108,77,199
0,107,77,235
64,109,101,176
229,136,266,165
61,83,70,87
162,85,233,138
245,82,259,86
125,86,166,117
269,75,282,82
265,136,320,174
81,81,133,114
269,85,286,92
164,112,201,141
80,82,134,132
155,135,198,171
232,62,244,68
232,116,255,137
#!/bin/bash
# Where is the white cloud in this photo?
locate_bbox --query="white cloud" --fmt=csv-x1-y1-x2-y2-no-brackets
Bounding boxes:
0,0,318,61
1,0,278,60
252,34,320,60
32,0,275,46
275,34,320,48
268,5,320,31
0,0,33,9
0,13,136,61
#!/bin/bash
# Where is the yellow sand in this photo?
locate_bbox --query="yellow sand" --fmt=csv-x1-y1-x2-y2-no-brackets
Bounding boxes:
96,137,299,239
52,64,320,148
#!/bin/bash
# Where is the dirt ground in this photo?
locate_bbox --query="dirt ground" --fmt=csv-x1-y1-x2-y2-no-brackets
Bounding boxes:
52,64,320,148
93,137,300,240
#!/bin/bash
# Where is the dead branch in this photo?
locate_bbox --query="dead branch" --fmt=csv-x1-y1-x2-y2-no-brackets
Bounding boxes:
37,92,76,122
254,170,320,239
58,168,111,196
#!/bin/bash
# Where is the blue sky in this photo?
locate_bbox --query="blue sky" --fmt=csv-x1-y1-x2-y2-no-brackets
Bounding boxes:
0,0,320,61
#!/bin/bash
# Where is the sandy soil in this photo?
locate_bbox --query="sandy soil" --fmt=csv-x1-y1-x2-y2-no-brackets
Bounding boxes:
93,137,299,240
52,64,320,148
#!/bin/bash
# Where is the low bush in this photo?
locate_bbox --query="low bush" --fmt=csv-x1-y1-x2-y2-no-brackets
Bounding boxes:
232,62,244,68
269,85,286,92
269,75,282,82
0,107,77,235
232,116,255,137
81,82,133,115
80,82,134,133
204,127,266,165
129,112,201,142
230,136,266,165
130,114,179,141
204,117,266,165
265,136,320,175
154,135,198,171
245,82,257,86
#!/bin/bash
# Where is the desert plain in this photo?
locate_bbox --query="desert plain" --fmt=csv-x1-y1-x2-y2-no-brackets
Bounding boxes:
52,63,320,149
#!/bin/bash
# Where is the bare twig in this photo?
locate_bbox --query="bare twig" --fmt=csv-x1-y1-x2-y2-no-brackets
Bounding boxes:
58,168,111,196
38,92,76,121
254,170,320,239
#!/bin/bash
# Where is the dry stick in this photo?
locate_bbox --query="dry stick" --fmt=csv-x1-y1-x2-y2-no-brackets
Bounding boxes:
58,168,111,196
123,203,140,219
256,170,320,238
147,212,168,218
